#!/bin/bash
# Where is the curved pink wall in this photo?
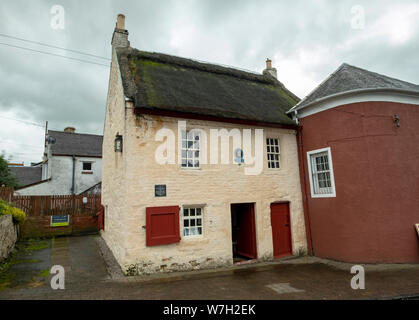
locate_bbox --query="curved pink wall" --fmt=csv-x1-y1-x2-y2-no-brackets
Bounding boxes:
300,101,419,263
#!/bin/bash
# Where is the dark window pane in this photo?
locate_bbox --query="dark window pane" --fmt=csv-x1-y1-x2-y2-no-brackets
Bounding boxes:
197,218,202,226
83,162,92,171
184,219,189,227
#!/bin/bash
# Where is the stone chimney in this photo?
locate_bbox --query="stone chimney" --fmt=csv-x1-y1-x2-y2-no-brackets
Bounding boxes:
112,14,130,49
263,58,277,79
64,127,75,133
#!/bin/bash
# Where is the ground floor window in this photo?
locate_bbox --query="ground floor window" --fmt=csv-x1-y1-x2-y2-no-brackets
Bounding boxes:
183,207,203,236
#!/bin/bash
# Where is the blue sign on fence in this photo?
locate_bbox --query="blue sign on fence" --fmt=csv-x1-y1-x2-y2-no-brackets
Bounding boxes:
50,215,70,227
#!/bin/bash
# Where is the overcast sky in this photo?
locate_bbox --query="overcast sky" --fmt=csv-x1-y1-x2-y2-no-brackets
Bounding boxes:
0,0,418,164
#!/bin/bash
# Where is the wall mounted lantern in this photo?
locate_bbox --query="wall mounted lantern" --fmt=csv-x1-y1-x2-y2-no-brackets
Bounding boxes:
114,134,123,152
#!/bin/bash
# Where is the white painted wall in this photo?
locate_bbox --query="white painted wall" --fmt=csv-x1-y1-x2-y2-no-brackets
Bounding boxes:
15,156,102,195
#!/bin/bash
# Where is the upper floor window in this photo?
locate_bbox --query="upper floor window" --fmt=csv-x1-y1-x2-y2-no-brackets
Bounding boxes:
307,147,336,198
266,138,280,169
181,130,200,169
82,162,92,171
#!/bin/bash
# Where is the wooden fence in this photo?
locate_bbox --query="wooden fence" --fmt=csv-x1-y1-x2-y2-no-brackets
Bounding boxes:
0,187,101,217
12,195,102,216
0,187,13,202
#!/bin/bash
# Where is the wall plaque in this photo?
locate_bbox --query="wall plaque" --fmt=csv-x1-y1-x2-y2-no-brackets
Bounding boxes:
155,185,167,197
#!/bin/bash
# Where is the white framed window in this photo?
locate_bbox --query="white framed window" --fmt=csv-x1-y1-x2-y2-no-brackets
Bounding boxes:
266,138,280,169
182,207,203,237
181,130,200,169
307,147,336,198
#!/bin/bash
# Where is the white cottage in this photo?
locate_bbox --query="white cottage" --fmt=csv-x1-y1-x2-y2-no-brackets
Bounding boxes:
101,14,308,275
14,127,103,196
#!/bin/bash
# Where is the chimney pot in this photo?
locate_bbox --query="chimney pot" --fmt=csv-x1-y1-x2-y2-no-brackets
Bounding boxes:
64,127,76,133
116,14,126,30
263,58,277,79
112,14,130,48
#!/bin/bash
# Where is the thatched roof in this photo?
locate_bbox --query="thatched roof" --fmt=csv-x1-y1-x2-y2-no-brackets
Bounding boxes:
48,131,103,157
116,47,299,126
289,63,419,113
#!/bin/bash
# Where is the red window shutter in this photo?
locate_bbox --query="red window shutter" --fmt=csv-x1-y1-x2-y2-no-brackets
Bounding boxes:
146,206,181,246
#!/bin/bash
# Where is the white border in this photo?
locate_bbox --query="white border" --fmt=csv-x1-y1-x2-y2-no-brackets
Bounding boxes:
306,147,336,198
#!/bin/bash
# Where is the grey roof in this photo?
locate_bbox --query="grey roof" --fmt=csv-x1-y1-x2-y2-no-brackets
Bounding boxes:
116,47,300,126
9,166,42,187
289,63,419,112
48,131,103,157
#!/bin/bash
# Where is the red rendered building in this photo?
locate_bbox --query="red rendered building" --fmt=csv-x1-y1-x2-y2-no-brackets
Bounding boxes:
288,63,419,263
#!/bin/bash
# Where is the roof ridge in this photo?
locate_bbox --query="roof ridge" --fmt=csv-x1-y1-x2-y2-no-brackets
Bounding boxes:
48,130,103,137
119,47,279,86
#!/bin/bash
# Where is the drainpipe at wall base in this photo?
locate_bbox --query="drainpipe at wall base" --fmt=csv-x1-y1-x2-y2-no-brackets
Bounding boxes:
71,155,76,195
297,126,314,256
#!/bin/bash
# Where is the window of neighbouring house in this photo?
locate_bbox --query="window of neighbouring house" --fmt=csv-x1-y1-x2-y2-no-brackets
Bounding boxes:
181,130,200,169
183,207,203,237
267,138,280,169
307,147,336,198
82,162,92,171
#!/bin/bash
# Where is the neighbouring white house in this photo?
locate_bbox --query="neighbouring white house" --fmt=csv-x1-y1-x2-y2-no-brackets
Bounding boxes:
101,14,308,275
13,127,103,196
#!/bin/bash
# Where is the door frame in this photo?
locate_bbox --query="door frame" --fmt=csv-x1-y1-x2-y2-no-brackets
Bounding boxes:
270,201,293,259
231,202,258,260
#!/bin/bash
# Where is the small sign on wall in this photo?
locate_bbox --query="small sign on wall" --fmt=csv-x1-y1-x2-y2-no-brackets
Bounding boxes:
415,224,419,238
155,185,167,197
51,215,70,227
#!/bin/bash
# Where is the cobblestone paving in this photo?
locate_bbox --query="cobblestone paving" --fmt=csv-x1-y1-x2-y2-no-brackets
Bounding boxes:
0,235,418,300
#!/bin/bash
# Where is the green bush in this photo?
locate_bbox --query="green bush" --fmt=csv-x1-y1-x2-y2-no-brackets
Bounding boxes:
0,199,26,224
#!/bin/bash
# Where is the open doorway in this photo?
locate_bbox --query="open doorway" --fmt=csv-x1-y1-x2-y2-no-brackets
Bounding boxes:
231,203,257,263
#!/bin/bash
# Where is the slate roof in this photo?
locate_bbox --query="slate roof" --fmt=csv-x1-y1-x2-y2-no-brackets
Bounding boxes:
116,47,300,126
9,166,42,187
48,131,103,157
289,63,419,112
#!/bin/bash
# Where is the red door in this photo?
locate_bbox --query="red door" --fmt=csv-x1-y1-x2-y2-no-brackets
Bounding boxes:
236,204,257,259
270,203,292,258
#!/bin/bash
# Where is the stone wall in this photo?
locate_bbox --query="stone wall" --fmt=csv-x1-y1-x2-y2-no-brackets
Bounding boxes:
0,215,18,262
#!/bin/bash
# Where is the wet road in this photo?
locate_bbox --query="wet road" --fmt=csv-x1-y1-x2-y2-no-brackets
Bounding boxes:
0,235,418,300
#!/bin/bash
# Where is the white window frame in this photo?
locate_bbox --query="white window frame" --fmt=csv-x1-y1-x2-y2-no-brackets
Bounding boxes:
181,206,204,238
307,147,336,198
181,130,201,169
82,161,93,172
266,138,281,169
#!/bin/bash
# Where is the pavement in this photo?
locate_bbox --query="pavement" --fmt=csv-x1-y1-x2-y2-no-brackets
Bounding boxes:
0,235,418,300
